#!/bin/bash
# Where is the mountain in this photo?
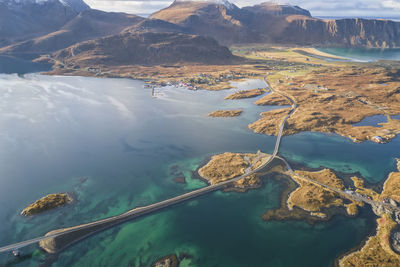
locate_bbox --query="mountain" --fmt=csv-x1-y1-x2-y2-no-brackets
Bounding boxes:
280,17,400,48
0,0,82,46
150,0,258,44
50,31,239,66
2,0,400,68
59,0,90,12
0,9,144,54
150,0,400,48
123,18,187,35
243,2,311,17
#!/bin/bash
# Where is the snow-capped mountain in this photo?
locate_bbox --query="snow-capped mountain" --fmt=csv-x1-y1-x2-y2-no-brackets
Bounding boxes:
59,0,89,12
175,0,236,9
0,0,89,47
0,0,89,12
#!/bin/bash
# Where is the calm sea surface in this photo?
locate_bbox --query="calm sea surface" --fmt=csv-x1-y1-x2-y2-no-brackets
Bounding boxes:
318,47,400,62
0,61,398,266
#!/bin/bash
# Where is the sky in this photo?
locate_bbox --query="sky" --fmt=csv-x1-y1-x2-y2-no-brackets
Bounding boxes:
83,0,400,18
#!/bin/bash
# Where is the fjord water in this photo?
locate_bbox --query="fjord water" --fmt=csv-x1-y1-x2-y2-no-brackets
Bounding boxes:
0,74,398,266
318,47,400,62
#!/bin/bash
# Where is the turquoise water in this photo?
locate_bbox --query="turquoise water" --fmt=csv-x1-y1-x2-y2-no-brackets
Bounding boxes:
318,47,400,62
0,74,398,266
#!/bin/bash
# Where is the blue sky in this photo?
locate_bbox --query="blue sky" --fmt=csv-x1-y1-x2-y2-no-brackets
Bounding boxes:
83,0,400,18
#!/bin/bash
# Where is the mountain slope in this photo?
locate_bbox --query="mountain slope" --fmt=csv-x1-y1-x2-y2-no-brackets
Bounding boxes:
243,2,311,17
0,0,81,46
51,32,239,66
0,9,144,54
150,0,258,44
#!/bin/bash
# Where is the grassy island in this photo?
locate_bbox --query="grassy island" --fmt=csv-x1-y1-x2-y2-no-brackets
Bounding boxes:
225,88,265,100
208,109,243,117
198,152,267,191
21,193,72,216
263,168,367,222
287,169,345,214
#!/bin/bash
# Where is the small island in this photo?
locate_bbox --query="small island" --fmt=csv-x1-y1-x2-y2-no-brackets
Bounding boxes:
263,168,365,223
198,152,265,191
208,109,243,117
151,254,179,267
21,193,72,216
287,169,347,216
225,88,266,100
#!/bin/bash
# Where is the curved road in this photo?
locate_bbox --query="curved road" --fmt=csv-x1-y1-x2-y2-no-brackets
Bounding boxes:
1,76,393,255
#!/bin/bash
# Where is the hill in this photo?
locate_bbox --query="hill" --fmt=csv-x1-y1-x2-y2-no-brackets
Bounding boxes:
0,9,144,55
50,32,239,66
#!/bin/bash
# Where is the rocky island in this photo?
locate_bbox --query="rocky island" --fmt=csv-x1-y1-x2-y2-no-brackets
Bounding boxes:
198,152,265,191
225,89,266,100
151,254,179,267
208,109,243,117
21,193,72,216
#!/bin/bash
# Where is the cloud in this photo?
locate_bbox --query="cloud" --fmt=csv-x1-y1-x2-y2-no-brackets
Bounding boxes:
84,0,400,18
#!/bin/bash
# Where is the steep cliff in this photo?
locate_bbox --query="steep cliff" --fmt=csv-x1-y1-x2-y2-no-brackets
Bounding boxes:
282,18,400,48
151,1,400,48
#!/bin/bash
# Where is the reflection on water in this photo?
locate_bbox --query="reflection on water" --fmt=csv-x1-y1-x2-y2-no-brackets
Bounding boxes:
0,56,51,74
0,74,398,266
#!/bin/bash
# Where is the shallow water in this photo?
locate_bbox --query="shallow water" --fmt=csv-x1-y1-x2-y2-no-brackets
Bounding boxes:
0,74,397,266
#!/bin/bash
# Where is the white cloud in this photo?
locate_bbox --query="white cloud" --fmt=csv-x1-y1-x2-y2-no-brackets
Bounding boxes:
84,0,400,18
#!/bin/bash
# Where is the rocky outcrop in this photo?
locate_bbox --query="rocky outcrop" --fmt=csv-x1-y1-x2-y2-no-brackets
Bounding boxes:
391,231,400,254
281,18,400,48
21,193,72,216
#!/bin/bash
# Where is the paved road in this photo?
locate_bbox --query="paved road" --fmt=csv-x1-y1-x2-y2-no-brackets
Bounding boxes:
0,151,277,254
0,76,292,254
1,76,394,255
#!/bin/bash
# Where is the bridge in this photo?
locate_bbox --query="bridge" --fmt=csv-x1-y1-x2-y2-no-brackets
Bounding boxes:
1,76,393,256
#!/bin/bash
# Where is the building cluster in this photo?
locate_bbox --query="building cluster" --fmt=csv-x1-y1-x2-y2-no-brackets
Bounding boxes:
144,71,258,91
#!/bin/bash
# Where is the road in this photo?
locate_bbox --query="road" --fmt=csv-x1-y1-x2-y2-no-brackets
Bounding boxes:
0,76,293,254
1,76,394,255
